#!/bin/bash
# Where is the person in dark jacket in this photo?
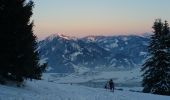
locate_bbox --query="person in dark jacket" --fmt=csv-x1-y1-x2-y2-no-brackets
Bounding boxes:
109,79,114,92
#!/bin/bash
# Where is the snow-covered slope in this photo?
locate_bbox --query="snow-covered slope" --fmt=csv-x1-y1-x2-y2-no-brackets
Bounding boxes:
0,80,169,100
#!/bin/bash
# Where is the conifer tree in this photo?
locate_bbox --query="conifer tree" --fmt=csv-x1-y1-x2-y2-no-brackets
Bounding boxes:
141,19,170,95
0,0,46,83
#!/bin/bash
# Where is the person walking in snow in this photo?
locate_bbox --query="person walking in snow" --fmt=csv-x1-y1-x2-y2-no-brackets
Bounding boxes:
104,81,109,89
109,79,114,92
104,84,107,89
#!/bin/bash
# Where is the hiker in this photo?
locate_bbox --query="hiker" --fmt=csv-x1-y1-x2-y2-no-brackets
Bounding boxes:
109,79,114,92
104,81,109,89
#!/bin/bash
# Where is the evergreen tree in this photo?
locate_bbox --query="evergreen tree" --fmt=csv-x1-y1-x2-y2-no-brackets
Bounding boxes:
0,0,46,84
141,19,170,95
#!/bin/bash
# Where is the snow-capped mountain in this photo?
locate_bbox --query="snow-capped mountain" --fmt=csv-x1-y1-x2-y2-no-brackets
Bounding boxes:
38,34,150,73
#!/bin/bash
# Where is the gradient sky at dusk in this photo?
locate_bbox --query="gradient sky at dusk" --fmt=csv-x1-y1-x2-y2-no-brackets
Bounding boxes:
33,0,170,39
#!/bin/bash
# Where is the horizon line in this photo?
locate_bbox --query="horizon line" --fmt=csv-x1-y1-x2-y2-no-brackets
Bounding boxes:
37,32,153,40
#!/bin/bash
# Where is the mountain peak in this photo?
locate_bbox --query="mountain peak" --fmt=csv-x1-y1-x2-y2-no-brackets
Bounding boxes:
84,36,97,42
46,33,76,41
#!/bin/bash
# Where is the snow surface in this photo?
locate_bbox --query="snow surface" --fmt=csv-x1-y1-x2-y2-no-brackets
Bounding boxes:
106,39,119,48
139,52,147,56
0,80,170,100
47,68,142,84
122,37,128,41
70,52,83,61
39,58,48,65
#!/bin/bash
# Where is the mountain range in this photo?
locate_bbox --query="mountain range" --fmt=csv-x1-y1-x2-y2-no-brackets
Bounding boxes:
38,34,150,73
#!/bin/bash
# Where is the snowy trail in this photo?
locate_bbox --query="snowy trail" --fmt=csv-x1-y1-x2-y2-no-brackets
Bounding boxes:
0,80,170,100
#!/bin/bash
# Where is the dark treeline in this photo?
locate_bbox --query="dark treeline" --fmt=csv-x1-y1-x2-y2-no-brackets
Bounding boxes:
142,19,170,95
0,0,46,85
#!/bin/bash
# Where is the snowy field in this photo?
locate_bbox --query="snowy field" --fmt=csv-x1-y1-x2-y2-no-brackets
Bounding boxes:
0,68,170,100
0,80,170,100
43,68,142,88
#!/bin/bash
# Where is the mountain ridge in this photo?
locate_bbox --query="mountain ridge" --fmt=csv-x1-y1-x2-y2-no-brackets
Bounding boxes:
38,34,150,73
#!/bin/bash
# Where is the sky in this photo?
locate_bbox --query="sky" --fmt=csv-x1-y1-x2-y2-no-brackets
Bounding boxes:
33,0,170,39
